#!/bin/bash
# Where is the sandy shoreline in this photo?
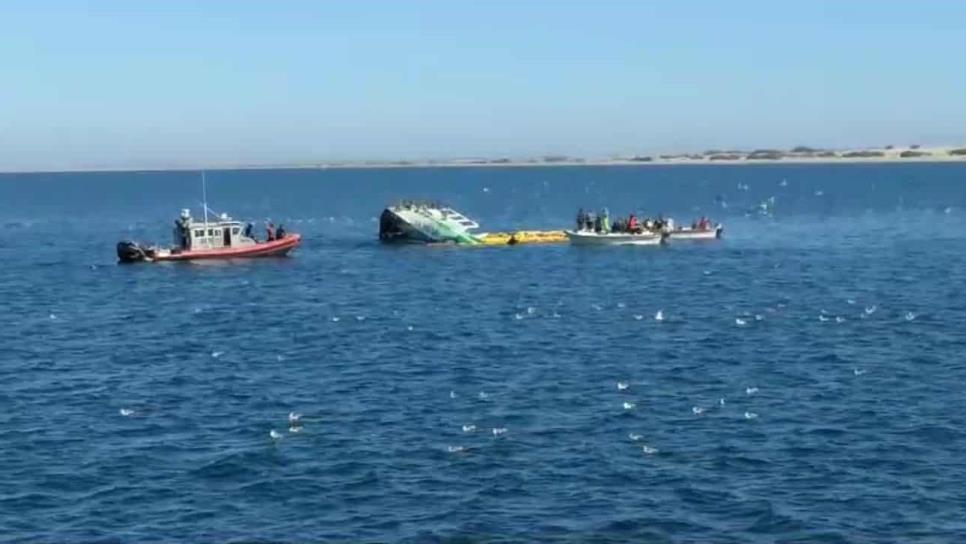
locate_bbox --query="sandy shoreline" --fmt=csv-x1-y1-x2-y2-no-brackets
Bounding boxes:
3,146,965,175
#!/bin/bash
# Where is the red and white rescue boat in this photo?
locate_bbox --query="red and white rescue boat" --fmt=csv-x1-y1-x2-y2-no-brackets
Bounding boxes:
117,208,300,263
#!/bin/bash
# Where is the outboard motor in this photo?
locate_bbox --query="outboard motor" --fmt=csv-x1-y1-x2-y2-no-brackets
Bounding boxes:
117,241,151,263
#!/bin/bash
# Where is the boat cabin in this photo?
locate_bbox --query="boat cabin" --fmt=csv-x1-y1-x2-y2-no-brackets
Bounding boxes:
173,209,256,251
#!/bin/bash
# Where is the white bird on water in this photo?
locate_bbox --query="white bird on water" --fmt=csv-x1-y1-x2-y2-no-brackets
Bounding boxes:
449,390,457,399
692,406,704,415
746,387,759,395
617,381,630,391
642,445,659,455
211,351,224,359
462,424,476,433
633,314,643,321
492,427,507,437
719,398,726,407
818,315,829,322
623,401,636,410
865,305,877,315
119,408,135,417
744,412,759,420
288,426,303,433
447,445,466,453
654,310,664,322
853,368,867,376
269,429,284,441
735,317,747,326
835,316,846,323
288,412,302,424
628,432,642,441
905,312,917,321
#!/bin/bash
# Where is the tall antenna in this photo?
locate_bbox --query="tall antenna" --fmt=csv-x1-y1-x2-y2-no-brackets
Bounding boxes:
202,171,209,247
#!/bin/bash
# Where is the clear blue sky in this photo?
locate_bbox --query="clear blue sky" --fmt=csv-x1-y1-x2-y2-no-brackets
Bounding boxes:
2,1,965,170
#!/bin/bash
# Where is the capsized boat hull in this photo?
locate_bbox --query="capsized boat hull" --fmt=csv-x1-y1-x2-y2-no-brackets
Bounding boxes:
117,234,301,263
666,225,723,240
565,230,665,246
379,205,481,245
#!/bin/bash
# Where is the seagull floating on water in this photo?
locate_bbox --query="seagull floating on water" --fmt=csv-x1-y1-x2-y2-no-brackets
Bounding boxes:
617,381,629,391
744,412,759,420
331,316,340,322
288,412,301,424
819,315,829,322
269,429,284,441
449,390,457,399
447,445,466,453
654,310,664,322
719,398,726,406
628,432,642,441
211,351,224,359
633,314,643,321
853,368,867,376
623,401,636,410
835,316,846,323
746,387,759,395
865,305,877,315
735,318,747,326
692,406,704,415
288,426,302,433
492,427,507,437
462,424,476,433
119,408,134,417
642,445,659,455
905,312,917,321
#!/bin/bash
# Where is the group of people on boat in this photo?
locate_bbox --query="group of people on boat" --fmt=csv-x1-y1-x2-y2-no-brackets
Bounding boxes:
575,208,673,234
690,217,714,230
264,222,287,242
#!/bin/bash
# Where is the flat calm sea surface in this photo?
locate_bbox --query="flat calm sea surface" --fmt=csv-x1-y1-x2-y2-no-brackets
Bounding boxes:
2,164,966,543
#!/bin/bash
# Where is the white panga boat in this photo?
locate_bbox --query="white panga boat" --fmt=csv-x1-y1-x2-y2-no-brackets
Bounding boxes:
666,224,723,240
564,230,666,246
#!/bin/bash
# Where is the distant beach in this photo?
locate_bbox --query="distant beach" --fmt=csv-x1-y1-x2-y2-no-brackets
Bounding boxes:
3,145,965,174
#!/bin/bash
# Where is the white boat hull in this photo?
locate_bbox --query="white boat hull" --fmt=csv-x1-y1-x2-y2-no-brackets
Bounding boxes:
666,225,723,240
565,230,665,246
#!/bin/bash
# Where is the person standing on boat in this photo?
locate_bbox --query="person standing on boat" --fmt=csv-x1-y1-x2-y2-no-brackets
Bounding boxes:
601,208,611,233
628,214,639,233
244,222,254,240
266,222,276,241
276,224,286,239
576,208,586,231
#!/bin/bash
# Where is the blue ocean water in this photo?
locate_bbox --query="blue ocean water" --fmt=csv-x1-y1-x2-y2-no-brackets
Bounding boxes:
1,163,966,542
